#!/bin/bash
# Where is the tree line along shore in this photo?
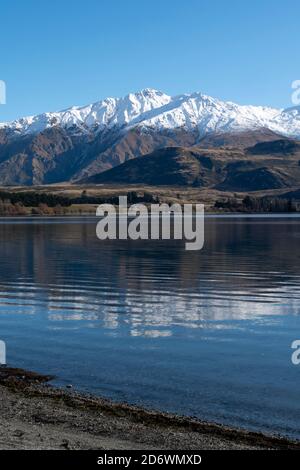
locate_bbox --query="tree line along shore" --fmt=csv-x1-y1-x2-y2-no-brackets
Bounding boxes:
0,186,299,216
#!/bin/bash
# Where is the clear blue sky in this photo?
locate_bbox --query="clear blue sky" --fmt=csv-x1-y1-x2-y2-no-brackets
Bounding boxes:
0,0,299,121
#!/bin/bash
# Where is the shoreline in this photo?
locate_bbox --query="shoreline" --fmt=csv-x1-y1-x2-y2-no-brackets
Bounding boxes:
0,367,299,450
0,184,300,217
0,212,300,218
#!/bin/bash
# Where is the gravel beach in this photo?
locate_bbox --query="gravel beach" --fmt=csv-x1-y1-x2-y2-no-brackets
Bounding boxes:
0,367,299,451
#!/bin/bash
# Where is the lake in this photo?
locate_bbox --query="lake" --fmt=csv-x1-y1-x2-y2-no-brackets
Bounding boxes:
0,216,299,438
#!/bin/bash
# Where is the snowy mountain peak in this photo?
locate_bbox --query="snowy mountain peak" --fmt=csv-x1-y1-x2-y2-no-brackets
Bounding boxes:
1,89,300,140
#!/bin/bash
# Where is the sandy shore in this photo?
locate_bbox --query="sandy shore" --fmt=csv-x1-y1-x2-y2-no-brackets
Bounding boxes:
0,367,299,450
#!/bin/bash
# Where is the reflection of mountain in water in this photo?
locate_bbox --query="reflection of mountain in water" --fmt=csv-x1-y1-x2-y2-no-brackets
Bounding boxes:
0,218,300,337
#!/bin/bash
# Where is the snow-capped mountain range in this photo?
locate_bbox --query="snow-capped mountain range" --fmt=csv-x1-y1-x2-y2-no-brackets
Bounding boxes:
1,88,300,139
1,88,300,187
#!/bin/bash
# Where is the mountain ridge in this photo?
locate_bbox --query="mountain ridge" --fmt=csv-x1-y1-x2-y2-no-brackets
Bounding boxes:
1,89,300,139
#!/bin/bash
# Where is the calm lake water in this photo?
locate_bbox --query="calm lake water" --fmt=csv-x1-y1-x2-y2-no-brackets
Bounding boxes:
0,216,300,438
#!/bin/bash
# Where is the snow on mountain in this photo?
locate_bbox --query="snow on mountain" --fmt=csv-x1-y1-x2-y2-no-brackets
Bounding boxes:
135,93,281,135
1,88,300,139
0,89,172,135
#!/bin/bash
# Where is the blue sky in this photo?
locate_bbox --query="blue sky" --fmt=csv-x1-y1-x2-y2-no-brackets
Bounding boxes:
0,0,299,121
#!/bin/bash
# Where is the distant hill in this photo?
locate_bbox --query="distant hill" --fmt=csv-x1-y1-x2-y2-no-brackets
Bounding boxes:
82,147,223,187
246,139,300,155
82,138,300,192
